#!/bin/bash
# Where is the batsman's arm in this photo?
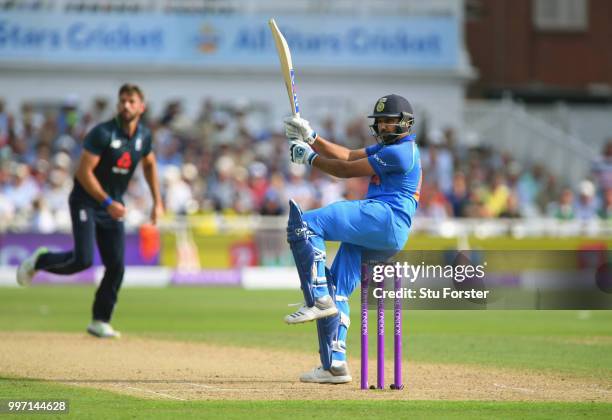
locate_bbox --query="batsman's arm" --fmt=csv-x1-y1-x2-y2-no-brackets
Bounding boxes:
141,152,164,224
312,134,368,161
75,150,110,203
311,154,375,179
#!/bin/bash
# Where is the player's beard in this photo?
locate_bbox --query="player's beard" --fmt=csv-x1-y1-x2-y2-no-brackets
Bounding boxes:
121,109,138,123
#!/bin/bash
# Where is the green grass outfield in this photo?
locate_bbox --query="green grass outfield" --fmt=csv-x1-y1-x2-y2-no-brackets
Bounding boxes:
1,286,611,418
0,379,610,420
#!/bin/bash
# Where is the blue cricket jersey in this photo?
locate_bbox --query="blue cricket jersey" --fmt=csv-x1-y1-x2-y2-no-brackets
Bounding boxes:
365,134,422,228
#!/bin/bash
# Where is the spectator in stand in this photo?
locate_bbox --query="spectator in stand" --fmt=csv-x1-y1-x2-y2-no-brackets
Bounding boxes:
285,163,317,211
248,161,269,209
0,99,11,148
38,110,59,150
260,189,284,216
574,180,598,221
43,154,73,228
162,165,195,215
182,163,204,206
311,169,344,207
56,96,81,137
209,111,237,147
548,187,575,220
88,97,111,126
30,197,56,233
156,134,184,175
261,170,288,215
13,102,44,165
598,188,612,221
516,164,538,217
165,100,194,136
499,192,522,218
318,116,339,145
446,171,470,217
592,140,612,193
232,165,255,214
5,163,40,214
464,180,489,218
485,173,510,217
0,162,15,226
208,154,237,211
419,181,451,219
422,131,453,195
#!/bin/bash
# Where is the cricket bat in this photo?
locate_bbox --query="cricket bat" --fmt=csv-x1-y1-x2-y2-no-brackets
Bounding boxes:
268,18,300,117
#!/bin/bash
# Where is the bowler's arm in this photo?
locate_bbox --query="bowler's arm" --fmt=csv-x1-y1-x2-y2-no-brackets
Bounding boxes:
141,152,164,224
75,151,108,202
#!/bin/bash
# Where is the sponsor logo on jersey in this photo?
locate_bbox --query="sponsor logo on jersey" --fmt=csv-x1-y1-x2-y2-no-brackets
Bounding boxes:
112,151,132,174
373,153,387,166
135,137,142,151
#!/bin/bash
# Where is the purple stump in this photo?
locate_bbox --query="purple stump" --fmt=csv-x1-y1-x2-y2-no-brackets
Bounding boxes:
377,279,385,389
360,265,369,390
393,275,404,390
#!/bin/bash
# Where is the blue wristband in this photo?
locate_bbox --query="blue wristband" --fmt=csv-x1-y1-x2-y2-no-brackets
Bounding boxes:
101,197,113,209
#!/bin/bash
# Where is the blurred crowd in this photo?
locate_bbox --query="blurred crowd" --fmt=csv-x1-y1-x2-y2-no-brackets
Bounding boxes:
0,95,611,233
418,128,612,223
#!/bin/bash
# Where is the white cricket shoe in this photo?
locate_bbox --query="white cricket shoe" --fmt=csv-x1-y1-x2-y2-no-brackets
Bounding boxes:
16,247,48,286
285,295,338,324
330,360,351,377
86,321,121,339
299,366,352,384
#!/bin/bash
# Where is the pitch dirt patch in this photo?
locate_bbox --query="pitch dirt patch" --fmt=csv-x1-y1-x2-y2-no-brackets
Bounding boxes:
0,332,610,402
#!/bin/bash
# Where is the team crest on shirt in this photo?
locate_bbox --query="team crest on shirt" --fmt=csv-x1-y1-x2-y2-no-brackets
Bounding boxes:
109,131,121,149
135,137,142,151
110,131,122,149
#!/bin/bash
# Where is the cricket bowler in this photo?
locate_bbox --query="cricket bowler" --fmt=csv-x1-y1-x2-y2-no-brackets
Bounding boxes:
17,83,164,339
283,94,422,383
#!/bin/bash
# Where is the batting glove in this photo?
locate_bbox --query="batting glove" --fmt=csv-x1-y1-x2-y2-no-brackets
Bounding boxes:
284,116,317,144
289,140,318,166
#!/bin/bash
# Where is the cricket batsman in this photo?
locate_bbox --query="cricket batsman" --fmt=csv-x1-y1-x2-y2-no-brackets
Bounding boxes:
283,94,421,383
17,83,164,339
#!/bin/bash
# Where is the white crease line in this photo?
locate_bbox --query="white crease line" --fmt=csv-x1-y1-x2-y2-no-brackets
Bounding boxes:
186,383,271,392
187,382,234,391
493,383,535,394
123,385,186,401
